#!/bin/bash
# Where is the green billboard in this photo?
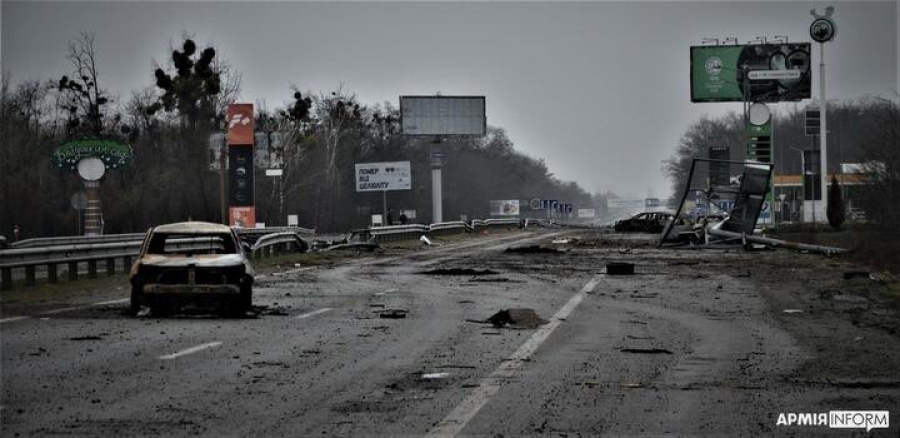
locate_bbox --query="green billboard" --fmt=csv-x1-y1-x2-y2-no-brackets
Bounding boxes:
691,44,812,103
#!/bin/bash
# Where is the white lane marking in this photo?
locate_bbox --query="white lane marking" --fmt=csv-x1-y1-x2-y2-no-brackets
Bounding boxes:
295,308,333,319
0,316,30,324
375,288,398,296
426,275,601,437
39,307,80,315
93,298,129,306
159,342,223,360
4,298,131,322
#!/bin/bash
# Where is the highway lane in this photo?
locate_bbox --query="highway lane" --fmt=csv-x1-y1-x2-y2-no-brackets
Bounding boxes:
3,229,900,436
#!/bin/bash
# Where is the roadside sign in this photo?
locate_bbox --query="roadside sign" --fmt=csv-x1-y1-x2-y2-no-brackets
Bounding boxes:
577,208,596,219
530,198,542,210
355,161,412,192
287,215,299,227
265,169,283,177
607,199,645,209
748,70,802,81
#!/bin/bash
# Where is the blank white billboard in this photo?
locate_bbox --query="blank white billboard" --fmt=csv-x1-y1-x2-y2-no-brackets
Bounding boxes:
355,161,412,192
400,96,486,136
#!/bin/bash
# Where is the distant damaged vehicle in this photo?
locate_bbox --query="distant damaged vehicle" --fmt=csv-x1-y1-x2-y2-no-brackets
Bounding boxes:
613,212,675,233
129,221,254,315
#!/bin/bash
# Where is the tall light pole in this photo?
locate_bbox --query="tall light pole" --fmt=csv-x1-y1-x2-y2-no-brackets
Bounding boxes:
811,6,836,222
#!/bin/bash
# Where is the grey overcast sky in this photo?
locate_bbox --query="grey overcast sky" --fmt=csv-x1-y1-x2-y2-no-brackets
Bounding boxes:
3,1,898,198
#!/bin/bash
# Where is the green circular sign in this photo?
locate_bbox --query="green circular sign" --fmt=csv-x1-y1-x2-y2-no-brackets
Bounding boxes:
52,139,133,170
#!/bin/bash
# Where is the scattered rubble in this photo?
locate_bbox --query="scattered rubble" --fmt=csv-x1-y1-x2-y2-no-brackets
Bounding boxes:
472,308,549,329
504,245,563,255
69,335,103,341
619,348,673,355
606,262,635,275
421,268,499,276
377,309,408,319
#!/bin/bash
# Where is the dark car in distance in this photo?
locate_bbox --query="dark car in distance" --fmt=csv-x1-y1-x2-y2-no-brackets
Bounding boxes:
613,212,675,233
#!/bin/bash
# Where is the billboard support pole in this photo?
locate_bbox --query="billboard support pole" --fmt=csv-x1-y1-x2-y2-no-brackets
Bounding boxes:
818,40,828,222
383,190,388,225
432,166,442,224
219,133,228,225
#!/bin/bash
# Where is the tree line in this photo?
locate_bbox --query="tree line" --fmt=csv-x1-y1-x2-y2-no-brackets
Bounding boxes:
1,33,597,239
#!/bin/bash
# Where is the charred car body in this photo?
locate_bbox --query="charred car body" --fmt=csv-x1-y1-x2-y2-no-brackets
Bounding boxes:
129,222,254,315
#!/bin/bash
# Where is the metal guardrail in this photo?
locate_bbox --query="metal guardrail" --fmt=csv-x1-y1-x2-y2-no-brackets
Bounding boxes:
483,218,522,227
369,224,430,243
251,232,309,257
0,229,314,290
10,227,315,249
0,221,522,289
11,233,147,249
429,221,468,235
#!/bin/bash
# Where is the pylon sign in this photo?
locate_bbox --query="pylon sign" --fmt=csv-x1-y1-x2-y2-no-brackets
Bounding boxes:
227,103,256,228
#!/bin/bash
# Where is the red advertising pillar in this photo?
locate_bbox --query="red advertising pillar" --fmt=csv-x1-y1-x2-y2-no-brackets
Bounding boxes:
226,103,256,228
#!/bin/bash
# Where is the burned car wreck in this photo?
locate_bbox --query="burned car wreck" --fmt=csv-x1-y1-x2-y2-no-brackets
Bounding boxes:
129,222,255,315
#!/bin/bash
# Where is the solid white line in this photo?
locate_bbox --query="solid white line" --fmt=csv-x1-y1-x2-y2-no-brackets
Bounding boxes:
295,308,333,319
0,316,30,324
425,276,600,438
40,306,80,315
93,298,129,306
159,342,222,360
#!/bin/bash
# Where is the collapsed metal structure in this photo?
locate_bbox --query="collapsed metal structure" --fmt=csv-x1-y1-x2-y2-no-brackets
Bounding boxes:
661,158,845,255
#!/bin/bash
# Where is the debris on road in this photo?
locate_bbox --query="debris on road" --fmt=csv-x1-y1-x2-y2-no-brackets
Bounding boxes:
783,309,804,314
69,335,104,341
421,372,451,379
843,270,872,280
606,262,635,275
421,268,499,276
620,382,645,389
504,245,563,254
377,308,408,319
474,308,548,329
325,242,380,252
619,348,673,355
469,277,522,283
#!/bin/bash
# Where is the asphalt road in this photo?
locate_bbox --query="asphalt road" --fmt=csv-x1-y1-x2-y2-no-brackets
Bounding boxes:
2,229,899,436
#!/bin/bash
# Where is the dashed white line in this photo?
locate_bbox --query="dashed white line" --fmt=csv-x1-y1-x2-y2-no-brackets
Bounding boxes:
375,288,398,296
295,308,333,319
425,275,601,437
1,298,131,324
159,342,223,360
0,316,30,324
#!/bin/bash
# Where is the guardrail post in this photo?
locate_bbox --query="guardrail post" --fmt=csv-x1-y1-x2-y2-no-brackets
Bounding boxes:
68,261,78,281
48,263,58,283
25,266,35,287
106,258,115,276
87,260,97,279
123,255,132,271
1,267,11,290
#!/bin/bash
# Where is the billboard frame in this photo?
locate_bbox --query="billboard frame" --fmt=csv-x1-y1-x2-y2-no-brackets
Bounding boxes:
399,95,487,137
690,43,812,103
